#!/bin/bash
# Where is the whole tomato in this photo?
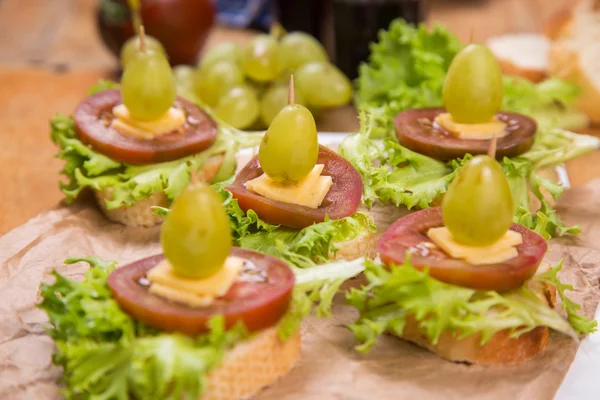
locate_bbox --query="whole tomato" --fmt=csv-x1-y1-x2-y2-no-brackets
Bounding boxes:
97,0,215,66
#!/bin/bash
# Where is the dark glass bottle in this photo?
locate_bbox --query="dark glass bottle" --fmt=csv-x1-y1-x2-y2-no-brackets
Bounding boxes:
272,0,324,39
333,0,426,80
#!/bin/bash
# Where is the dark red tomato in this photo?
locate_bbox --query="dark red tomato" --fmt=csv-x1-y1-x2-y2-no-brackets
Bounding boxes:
227,145,363,229
377,208,547,291
96,0,215,66
394,108,537,161
107,248,295,335
73,89,218,165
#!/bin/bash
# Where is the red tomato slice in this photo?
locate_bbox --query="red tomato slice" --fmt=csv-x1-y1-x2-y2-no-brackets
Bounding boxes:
227,145,363,229
107,248,294,335
73,89,218,165
377,208,547,291
395,108,537,161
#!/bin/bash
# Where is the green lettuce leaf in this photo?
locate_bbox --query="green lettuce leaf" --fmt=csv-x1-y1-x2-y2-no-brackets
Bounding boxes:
355,19,587,138
339,113,598,238
277,257,367,339
355,20,460,138
503,77,588,131
213,182,281,242
535,261,598,335
235,211,375,268
51,83,263,209
347,258,595,353
88,80,120,96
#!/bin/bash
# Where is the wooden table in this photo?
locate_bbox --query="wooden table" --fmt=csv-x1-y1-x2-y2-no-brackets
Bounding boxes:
0,0,596,235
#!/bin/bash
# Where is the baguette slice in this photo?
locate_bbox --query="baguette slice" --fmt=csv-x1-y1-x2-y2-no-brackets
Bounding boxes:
95,154,225,227
546,0,600,124
395,279,557,366
486,33,550,83
333,231,377,261
544,3,577,40
204,327,301,400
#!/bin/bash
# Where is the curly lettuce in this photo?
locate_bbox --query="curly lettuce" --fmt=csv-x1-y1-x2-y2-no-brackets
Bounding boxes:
339,113,599,239
355,19,588,139
50,83,263,210
347,259,596,353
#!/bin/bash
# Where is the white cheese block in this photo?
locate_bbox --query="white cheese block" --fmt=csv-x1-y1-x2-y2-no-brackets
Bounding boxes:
246,164,333,209
427,227,522,265
435,113,508,140
147,256,243,307
111,104,186,139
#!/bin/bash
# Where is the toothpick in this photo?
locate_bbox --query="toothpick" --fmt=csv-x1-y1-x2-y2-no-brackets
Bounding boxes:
488,135,498,159
139,25,147,52
127,0,142,34
288,75,295,105
469,28,475,44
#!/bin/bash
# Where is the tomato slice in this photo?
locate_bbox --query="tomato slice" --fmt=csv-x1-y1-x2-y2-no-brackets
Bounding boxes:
107,248,295,334
227,145,363,229
394,108,537,161
73,89,218,165
377,208,547,291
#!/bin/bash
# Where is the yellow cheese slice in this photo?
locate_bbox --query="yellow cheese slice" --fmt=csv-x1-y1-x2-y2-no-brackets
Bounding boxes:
147,256,243,307
246,164,333,209
435,113,508,140
111,104,186,139
427,227,522,265
149,283,214,307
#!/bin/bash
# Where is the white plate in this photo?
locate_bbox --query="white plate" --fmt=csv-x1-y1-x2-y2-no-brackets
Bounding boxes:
242,132,596,398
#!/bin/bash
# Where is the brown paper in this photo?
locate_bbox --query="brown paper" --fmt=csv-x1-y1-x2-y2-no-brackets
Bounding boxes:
1,180,600,400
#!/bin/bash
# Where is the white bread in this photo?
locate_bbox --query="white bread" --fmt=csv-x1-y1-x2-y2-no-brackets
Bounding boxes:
204,327,301,400
486,33,550,83
95,154,225,227
544,4,576,40
333,231,377,261
395,280,557,366
546,0,600,124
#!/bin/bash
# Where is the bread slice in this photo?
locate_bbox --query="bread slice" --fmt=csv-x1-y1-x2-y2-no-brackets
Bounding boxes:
333,231,377,261
394,280,557,366
204,327,301,400
486,33,550,83
546,0,600,124
95,154,225,227
544,3,576,39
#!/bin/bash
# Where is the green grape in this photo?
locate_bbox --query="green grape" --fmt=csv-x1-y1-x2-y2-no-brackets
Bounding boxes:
442,155,514,246
121,51,176,121
443,44,504,124
259,103,318,182
216,85,260,130
173,65,195,88
193,61,244,107
242,34,281,82
295,61,352,107
260,83,306,126
200,42,243,69
160,183,232,279
279,32,328,70
120,34,166,69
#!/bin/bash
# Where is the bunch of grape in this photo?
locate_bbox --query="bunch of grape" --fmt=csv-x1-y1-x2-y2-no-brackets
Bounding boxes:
175,31,353,130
